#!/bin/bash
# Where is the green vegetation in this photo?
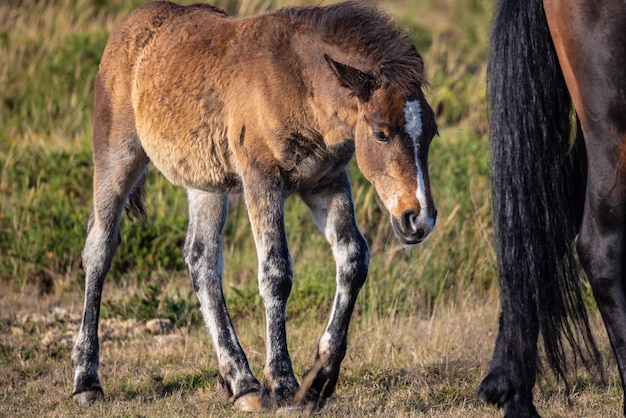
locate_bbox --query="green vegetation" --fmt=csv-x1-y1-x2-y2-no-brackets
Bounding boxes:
0,0,494,316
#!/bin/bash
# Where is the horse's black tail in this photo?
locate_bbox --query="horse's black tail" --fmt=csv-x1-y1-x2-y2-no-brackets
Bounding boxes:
489,0,601,388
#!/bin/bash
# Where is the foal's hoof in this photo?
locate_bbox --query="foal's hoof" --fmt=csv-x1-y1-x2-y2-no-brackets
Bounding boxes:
235,391,267,411
292,355,334,410
72,388,104,405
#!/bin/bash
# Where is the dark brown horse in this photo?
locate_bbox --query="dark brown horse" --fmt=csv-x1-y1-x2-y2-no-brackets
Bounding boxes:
480,0,626,416
72,1,437,411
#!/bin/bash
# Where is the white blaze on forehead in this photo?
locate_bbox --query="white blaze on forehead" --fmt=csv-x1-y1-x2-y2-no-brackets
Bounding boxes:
404,99,423,140
403,99,429,214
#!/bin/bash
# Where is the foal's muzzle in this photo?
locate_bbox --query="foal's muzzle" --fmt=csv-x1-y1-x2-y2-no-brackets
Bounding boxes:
392,209,437,245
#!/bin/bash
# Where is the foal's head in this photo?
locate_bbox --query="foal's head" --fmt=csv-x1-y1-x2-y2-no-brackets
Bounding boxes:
325,54,438,245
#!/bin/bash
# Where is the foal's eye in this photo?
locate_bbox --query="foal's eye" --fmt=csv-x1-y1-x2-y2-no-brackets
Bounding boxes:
373,131,389,142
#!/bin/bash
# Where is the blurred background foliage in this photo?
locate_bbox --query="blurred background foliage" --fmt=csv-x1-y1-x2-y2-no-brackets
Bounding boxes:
0,0,494,323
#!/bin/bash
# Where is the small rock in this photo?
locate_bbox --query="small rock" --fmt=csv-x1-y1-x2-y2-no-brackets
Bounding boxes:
101,318,140,340
10,326,24,336
41,329,59,348
146,318,173,335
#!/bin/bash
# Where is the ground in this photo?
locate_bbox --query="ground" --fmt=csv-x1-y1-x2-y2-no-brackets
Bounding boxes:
0,279,621,417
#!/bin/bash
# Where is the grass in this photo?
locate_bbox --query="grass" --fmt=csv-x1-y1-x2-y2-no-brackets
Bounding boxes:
0,280,621,417
0,0,621,416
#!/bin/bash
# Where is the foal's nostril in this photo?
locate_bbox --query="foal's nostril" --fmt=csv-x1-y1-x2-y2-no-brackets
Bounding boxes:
402,210,420,234
394,210,434,245
401,209,434,242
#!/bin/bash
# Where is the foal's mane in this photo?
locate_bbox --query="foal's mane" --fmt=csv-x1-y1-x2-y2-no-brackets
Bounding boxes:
275,2,427,92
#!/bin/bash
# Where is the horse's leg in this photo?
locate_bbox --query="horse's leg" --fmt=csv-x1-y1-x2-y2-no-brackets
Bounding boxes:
478,312,540,417
72,82,149,403
295,171,369,408
576,130,626,414
543,0,626,410
242,176,298,408
479,122,585,417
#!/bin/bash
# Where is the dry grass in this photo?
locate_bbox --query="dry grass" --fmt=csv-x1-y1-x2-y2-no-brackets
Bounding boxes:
1,278,621,417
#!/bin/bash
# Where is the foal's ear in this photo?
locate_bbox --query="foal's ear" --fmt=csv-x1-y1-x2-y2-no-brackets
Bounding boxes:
324,54,380,102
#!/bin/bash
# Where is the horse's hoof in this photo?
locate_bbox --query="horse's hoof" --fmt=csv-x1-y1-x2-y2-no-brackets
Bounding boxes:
72,389,104,405
262,379,299,409
478,372,508,406
234,392,266,411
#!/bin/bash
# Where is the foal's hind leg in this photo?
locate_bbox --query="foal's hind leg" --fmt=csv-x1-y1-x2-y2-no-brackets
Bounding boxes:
72,137,149,404
183,189,263,410
295,172,369,408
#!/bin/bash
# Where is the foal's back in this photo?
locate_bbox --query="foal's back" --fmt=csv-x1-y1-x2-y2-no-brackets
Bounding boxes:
96,2,238,190
97,1,323,193
97,1,229,107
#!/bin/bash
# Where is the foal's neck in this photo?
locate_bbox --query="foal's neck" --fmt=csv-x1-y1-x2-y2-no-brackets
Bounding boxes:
289,33,368,147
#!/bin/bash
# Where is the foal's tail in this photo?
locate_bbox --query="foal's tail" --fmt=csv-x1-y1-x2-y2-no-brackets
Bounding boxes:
125,167,148,223
489,0,601,386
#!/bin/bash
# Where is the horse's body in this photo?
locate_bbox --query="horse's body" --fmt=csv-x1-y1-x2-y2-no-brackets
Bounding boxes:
72,1,437,411
480,0,626,416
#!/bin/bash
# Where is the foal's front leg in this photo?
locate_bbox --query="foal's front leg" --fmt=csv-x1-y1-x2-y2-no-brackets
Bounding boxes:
296,173,369,408
243,177,299,408
184,190,262,410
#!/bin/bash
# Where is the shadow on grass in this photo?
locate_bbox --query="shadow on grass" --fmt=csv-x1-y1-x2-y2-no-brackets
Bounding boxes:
108,367,221,402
